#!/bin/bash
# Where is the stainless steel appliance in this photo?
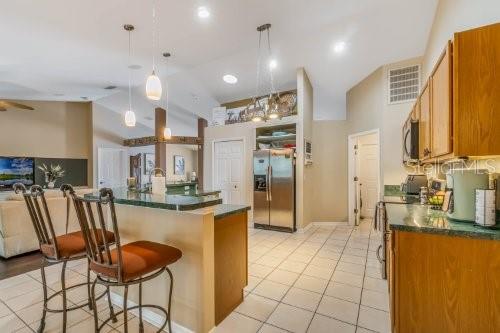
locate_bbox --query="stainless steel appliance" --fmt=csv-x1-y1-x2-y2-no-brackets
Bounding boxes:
373,201,388,279
401,174,428,195
253,149,296,232
446,169,489,222
402,118,419,163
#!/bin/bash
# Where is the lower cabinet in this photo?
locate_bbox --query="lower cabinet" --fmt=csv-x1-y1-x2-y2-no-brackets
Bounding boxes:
390,231,500,333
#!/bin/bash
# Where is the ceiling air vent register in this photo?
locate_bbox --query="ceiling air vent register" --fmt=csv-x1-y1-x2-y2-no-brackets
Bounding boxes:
388,65,420,104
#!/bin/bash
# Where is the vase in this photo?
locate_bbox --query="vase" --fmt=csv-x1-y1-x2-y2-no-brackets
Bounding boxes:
47,181,55,189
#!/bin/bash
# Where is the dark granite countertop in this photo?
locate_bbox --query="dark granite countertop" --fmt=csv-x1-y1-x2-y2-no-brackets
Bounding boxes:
165,181,198,188
84,187,222,211
384,195,421,205
386,203,500,241
212,205,251,219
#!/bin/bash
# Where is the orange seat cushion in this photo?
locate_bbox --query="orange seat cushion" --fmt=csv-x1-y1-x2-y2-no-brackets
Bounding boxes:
41,230,115,259
90,241,182,282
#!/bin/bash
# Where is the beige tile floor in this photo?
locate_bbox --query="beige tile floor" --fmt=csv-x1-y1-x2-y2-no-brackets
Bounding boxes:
216,219,390,333
0,219,389,332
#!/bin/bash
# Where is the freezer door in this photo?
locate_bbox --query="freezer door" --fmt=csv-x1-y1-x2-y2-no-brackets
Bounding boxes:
269,149,295,229
253,150,270,225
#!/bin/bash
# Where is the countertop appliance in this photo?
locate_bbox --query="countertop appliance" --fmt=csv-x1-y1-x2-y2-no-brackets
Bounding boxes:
401,174,428,195
253,149,296,232
446,169,489,222
402,118,419,163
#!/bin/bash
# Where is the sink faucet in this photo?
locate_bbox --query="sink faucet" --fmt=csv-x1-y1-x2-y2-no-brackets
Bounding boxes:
148,167,167,192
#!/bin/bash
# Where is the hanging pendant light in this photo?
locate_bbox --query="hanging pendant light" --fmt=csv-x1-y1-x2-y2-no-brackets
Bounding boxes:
146,4,162,100
124,24,136,127
162,52,172,139
245,23,282,123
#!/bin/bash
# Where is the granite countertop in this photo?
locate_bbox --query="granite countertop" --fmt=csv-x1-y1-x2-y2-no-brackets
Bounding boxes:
165,181,198,187
84,187,222,211
193,204,251,220
386,203,500,241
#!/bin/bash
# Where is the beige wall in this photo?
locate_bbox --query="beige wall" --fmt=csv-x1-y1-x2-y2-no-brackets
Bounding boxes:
311,120,349,222
296,68,314,229
422,0,500,78
0,100,93,183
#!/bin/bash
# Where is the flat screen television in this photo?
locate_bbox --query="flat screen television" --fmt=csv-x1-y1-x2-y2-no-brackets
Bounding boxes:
0,157,35,189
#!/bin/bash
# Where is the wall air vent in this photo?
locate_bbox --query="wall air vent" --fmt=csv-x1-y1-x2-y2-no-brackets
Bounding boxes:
388,65,420,104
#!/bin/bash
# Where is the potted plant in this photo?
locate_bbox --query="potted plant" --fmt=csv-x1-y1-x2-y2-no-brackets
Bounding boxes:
37,164,65,189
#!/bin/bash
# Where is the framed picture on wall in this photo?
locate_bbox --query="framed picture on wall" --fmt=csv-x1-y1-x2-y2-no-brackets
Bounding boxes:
174,155,185,175
144,153,155,175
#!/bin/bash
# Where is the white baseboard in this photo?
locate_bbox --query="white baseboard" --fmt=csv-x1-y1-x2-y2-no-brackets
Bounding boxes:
109,292,195,333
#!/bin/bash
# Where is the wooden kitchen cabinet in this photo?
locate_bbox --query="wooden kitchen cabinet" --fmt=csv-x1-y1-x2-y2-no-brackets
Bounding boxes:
391,231,500,333
418,83,431,160
453,23,500,156
430,41,453,158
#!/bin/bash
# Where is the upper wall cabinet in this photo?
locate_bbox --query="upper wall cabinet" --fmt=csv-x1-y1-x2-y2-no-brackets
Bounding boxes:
453,23,500,156
407,23,500,164
430,41,453,158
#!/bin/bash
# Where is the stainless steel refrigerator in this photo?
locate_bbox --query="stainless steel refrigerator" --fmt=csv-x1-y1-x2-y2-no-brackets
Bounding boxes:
253,149,296,232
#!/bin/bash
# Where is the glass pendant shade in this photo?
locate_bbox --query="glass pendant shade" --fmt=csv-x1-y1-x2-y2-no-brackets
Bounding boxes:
163,127,172,139
124,110,136,127
146,71,162,100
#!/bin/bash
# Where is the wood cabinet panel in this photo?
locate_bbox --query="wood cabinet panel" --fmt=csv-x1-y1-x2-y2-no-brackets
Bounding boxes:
453,23,500,156
419,84,431,160
394,231,500,333
431,42,453,158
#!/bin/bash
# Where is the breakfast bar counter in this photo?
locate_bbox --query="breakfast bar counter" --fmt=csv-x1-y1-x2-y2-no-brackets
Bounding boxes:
86,188,250,333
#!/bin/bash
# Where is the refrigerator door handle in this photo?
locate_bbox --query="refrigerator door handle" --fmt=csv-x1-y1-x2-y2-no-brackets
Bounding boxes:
265,165,270,201
268,165,273,201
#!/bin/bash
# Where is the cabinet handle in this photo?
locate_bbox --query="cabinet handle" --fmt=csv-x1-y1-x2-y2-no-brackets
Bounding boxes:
376,244,383,263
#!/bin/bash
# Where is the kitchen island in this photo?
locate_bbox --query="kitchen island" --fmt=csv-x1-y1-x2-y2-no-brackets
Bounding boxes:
385,203,500,333
85,188,250,333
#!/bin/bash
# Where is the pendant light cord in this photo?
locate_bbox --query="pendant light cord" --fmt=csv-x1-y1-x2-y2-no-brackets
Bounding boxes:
128,30,133,112
267,28,277,95
152,0,159,73
254,30,263,102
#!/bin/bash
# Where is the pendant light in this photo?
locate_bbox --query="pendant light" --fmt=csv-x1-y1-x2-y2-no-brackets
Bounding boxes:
124,24,136,127
146,3,162,100
245,23,282,122
162,52,172,140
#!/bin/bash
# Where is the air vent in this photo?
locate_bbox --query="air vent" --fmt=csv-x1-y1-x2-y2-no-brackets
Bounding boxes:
388,65,420,104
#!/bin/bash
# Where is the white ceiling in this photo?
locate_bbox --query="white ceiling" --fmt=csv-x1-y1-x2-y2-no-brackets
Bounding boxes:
0,0,438,125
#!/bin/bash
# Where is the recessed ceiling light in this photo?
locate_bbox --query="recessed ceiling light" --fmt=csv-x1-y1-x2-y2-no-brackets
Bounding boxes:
333,41,346,54
198,6,210,18
104,85,117,90
269,59,278,70
223,74,238,84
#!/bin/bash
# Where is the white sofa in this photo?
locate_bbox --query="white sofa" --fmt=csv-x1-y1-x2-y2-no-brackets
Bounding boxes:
0,188,93,258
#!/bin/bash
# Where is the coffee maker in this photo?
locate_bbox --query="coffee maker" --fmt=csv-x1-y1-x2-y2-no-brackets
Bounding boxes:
446,169,489,222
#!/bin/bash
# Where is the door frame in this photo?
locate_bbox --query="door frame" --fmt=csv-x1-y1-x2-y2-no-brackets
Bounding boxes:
347,129,381,225
211,137,246,205
97,147,128,189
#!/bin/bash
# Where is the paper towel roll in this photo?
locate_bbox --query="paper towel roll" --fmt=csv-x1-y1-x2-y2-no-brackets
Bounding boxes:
151,176,166,195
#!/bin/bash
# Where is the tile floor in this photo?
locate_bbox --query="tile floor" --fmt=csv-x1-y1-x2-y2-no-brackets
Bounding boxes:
216,219,390,333
0,219,389,332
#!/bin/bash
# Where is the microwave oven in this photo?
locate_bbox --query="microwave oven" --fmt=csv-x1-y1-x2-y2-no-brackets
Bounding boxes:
402,118,419,164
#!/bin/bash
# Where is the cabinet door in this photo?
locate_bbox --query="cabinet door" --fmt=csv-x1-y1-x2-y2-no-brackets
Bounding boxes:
419,84,431,160
389,231,396,332
431,42,453,158
453,23,500,156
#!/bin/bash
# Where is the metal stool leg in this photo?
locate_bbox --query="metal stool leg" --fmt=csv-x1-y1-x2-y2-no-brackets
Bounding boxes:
91,279,99,332
139,281,144,333
86,259,93,311
60,261,68,333
166,268,174,333
37,262,48,333
123,285,129,333
106,286,118,323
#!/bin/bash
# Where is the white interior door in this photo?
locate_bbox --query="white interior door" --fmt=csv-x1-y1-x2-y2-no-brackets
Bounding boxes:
214,140,244,204
359,143,379,218
97,148,127,189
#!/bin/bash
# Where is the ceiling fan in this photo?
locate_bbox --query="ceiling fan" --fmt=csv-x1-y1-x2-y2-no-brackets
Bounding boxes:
0,100,35,112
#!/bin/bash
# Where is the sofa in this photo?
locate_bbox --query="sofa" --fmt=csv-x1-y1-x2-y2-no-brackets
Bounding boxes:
0,188,93,258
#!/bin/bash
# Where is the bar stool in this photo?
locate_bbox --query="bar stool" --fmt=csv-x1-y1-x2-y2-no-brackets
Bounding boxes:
13,183,117,333
64,186,182,333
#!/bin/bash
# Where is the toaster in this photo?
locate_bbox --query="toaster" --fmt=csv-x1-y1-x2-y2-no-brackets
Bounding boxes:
401,174,428,195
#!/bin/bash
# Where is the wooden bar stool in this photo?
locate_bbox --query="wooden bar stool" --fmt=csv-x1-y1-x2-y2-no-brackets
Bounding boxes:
13,184,117,333
64,186,182,333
